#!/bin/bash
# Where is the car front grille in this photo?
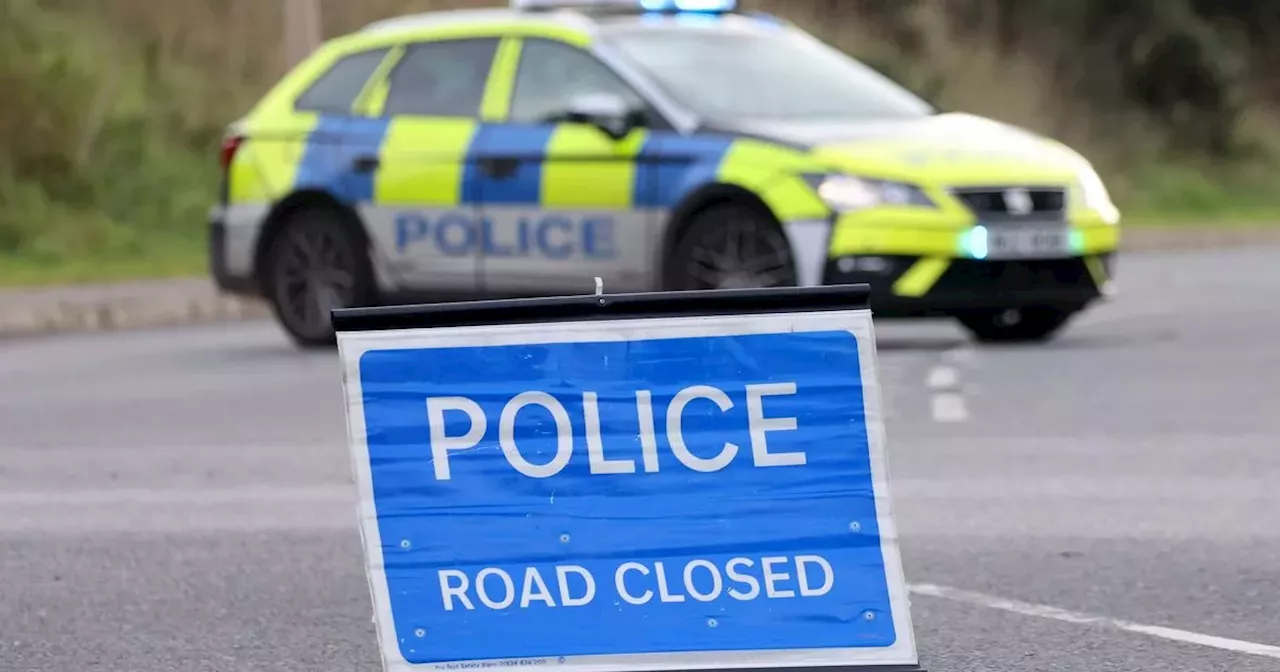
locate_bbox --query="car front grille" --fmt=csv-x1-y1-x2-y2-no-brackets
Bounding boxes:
933,258,1094,294
952,186,1066,222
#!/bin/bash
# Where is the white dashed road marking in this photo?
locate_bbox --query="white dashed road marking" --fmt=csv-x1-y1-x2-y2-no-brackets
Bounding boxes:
927,346,972,423
939,345,975,366
910,583,1280,660
929,393,969,423
926,366,959,390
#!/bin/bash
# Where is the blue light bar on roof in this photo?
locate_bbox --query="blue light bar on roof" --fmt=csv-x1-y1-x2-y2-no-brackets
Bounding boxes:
641,0,736,11
510,0,737,12
511,0,633,10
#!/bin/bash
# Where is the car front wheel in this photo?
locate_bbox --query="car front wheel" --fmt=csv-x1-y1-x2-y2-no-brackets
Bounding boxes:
664,203,797,291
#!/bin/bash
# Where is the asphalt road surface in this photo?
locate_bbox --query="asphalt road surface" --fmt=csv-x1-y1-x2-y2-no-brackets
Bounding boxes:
3,246,1279,672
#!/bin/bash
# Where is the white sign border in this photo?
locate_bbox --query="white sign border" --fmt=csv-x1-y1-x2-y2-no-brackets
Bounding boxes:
337,308,918,672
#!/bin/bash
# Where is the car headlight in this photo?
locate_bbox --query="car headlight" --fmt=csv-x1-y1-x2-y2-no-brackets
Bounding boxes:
1077,166,1120,224
804,174,936,212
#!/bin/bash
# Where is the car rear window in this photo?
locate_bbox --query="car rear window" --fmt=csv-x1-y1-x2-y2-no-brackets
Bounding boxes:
295,48,391,114
382,38,500,117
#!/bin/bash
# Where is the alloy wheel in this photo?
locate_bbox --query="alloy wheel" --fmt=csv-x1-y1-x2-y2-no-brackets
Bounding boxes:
683,221,795,290
271,225,357,338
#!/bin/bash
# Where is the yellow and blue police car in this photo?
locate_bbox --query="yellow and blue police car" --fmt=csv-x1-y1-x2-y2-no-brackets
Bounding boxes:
210,0,1121,347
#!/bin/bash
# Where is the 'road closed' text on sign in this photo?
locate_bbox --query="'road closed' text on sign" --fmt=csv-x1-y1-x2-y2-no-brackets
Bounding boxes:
335,292,919,672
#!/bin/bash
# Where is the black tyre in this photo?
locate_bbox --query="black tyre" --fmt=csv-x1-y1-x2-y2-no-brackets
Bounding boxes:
261,204,376,348
957,307,1078,344
664,203,797,291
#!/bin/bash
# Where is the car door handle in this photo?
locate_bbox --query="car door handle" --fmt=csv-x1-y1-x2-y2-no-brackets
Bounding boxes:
352,155,380,173
478,157,519,179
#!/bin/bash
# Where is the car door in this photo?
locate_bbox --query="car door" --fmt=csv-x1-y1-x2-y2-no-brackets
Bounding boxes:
359,36,502,295
472,37,659,296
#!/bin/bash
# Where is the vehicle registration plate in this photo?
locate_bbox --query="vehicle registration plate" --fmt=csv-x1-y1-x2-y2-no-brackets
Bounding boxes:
985,226,1071,259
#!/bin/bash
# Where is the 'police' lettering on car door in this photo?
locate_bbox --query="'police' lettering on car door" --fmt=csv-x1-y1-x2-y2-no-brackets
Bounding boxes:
395,212,617,259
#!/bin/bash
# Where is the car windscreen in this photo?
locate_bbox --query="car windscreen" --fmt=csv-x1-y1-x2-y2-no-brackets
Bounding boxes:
600,24,934,121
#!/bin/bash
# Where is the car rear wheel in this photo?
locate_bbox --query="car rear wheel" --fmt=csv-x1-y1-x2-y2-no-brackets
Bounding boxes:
262,205,375,348
664,203,797,291
956,306,1078,344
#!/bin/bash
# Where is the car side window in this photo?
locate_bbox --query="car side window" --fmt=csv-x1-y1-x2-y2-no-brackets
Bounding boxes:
509,39,648,125
295,48,391,113
383,38,500,117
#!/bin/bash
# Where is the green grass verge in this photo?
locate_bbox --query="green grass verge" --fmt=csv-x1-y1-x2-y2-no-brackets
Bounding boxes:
1112,162,1280,226
1122,214,1280,227
0,238,206,288
0,0,229,289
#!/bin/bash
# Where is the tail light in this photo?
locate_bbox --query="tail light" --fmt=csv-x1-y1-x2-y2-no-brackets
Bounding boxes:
220,134,245,171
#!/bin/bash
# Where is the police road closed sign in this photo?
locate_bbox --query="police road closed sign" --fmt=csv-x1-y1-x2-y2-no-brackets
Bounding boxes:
334,287,922,672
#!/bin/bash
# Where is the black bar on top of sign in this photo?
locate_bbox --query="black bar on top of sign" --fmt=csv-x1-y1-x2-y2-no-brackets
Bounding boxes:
330,284,873,333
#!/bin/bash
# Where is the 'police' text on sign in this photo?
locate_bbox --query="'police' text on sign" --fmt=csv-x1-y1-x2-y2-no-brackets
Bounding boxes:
426,382,803,480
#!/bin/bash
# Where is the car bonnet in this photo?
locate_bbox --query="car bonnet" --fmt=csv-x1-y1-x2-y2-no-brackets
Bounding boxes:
721,112,1087,186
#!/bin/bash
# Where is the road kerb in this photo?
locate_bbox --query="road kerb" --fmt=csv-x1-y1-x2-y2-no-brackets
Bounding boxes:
0,279,270,338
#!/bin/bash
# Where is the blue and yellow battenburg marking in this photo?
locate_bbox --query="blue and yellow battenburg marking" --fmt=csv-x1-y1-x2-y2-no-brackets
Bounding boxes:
290,114,737,212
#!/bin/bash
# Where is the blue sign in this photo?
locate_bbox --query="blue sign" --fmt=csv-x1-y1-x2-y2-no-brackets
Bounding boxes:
346,322,914,668
395,211,617,259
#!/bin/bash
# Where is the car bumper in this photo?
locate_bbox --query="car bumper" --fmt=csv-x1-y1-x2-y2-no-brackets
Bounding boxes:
209,207,261,296
823,253,1115,317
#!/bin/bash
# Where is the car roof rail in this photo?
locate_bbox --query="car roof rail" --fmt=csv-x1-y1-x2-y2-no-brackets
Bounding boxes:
511,0,741,16
360,8,516,34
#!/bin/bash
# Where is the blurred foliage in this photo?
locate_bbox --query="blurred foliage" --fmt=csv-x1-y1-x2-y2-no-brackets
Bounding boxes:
3,0,1280,285
0,0,223,276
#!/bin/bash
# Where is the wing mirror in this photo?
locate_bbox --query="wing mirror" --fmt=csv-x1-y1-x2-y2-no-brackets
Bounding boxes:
564,93,639,141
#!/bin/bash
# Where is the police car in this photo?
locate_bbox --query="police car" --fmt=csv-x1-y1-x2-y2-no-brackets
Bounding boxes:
210,0,1121,347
